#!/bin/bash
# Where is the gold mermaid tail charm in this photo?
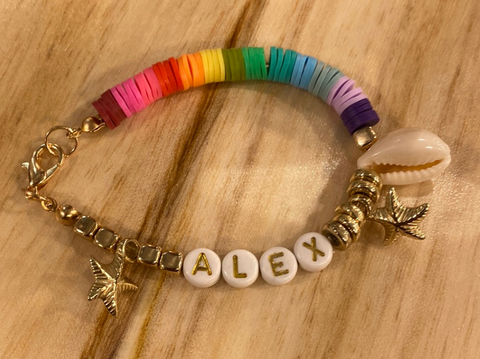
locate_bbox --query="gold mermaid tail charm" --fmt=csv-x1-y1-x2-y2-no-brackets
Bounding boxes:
372,187,430,245
88,246,138,316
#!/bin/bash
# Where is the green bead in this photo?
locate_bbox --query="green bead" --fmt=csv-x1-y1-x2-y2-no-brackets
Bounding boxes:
273,48,284,82
267,46,277,81
222,49,232,82
227,50,239,81
248,47,259,80
280,50,297,83
235,48,246,81
257,48,267,80
242,47,252,80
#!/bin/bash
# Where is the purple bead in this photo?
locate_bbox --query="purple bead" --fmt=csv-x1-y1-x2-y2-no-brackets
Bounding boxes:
341,101,373,125
345,110,380,134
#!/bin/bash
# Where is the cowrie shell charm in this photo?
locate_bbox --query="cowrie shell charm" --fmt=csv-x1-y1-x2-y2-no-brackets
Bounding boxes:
357,128,451,185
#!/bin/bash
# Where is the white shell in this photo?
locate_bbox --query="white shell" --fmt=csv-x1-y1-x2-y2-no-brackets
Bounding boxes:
357,128,451,185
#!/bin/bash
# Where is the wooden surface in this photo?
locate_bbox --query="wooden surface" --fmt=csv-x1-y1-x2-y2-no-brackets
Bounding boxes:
0,1,479,358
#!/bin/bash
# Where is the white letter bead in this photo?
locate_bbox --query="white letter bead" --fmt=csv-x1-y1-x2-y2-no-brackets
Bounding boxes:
222,249,259,288
183,248,221,288
294,232,333,272
260,247,298,286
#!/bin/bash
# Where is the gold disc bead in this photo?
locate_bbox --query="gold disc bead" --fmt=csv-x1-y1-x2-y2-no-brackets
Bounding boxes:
347,180,380,202
55,204,80,226
333,214,361,242
335,203,365,223
322,220,352,251
348,194,375,216
350,169,382,188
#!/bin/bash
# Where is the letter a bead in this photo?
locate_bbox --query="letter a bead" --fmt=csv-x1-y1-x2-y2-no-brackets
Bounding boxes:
293,232,333,272
183,248,221,288
259,247,298,286
222,249,259,288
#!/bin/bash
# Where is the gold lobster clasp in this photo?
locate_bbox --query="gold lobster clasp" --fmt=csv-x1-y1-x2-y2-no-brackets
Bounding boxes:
22,142,65,189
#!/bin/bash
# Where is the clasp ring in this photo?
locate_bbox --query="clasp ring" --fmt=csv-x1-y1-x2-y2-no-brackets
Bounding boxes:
44,126,79,156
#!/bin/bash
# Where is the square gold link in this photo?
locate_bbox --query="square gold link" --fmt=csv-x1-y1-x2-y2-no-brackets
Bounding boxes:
137,244,162,267
73,215,99,239
93,228,120,252
353,126,377,151
159,251,183,274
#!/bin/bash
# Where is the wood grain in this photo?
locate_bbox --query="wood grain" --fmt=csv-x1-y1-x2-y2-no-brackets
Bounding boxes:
0,0,479,358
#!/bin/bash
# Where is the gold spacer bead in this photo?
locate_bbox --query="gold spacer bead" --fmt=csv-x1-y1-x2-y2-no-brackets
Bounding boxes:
55,204,80,226
333,214,361,242
353,126,377,150
335,203,365,223
348,194,375,216
322,221,352,251
347,180,380,202
350,169,382,188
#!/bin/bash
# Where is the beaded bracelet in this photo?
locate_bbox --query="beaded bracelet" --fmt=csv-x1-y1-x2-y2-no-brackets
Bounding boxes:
23,47,451,316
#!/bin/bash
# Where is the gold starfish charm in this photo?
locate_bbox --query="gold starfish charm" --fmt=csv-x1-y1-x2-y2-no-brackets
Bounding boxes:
88,248,138,316
372,187,430,245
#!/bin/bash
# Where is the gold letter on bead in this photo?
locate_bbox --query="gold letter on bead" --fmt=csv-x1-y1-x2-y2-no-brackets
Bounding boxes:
268,252,289,277
192,252,212,275
233,255,247,278
302,237,325,262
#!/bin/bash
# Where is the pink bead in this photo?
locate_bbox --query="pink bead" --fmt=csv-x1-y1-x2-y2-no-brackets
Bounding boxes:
113,84,135,116
111,86,133,117
134,72,154,105
122,79,146,113
327,76,349,105
144,67,163,100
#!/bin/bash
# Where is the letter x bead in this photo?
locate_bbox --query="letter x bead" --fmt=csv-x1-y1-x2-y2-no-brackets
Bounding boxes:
294,232,333,272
